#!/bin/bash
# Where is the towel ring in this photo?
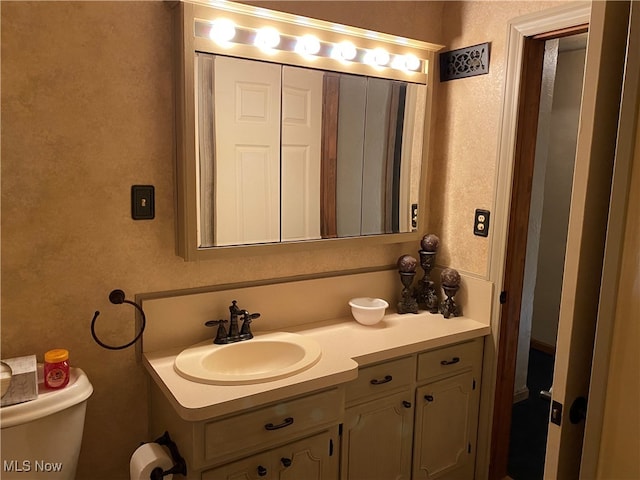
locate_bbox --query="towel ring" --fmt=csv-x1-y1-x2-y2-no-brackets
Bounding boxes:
91,289,146,350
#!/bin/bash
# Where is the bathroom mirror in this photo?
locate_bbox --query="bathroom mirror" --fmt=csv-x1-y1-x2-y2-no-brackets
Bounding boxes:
174,1,442,259
196,54,427,247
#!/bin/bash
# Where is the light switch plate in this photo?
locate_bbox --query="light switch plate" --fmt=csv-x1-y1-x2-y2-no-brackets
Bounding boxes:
131,185,155,220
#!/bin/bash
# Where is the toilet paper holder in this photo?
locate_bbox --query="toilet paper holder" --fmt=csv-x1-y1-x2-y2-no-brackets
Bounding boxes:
149,431,187,479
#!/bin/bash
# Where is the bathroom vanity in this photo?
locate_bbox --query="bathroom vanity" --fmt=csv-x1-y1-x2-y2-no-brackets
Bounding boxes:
144,309,488,480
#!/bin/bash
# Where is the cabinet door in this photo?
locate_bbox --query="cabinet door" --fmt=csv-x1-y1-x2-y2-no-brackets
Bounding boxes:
202,430,337,480
341,391,414,480
413,372,478,480
274,429,338,480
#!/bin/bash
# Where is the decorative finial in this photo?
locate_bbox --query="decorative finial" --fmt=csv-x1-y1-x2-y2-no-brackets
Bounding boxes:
420,233,440,253
439,268,461,318
397,254,417,273
441,268,461,287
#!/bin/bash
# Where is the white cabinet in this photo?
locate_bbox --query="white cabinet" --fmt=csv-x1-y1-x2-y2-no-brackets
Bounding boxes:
341,355,415,480
412,339,483,480
148,386,343,480
339,338,483,480
341,391,414,480
202,428,339,480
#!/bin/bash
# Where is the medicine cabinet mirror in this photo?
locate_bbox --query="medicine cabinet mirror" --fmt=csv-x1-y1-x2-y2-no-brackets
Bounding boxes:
174,0,442,260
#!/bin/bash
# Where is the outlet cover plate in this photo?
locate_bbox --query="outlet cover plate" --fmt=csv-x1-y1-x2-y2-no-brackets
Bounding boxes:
474,209,490,237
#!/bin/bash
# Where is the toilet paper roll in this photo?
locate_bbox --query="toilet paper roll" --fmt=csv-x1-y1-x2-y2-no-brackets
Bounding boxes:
130,442,174,480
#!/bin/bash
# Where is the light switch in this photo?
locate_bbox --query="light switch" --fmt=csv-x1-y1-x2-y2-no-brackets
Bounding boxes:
131,185,155,220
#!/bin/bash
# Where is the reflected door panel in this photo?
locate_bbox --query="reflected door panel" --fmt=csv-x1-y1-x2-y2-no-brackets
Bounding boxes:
213,56,281,246
400,84,427,231
336,74,367,238
281,66,323,241
362,78,392,235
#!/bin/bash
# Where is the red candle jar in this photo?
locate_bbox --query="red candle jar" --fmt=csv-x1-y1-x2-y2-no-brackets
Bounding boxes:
44,349,70,389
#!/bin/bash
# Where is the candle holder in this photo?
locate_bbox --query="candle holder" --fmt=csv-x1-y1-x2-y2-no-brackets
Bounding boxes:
414,234,440,313
439,268,462,318
397,255,419,314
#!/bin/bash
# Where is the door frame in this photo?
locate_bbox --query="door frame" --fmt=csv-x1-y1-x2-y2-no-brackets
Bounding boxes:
475,3,592,479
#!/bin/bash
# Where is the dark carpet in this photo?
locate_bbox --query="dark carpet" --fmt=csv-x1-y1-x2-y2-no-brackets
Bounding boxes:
507,348,555,480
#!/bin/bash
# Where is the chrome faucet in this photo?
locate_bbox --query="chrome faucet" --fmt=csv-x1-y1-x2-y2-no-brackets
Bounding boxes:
205,300,261,344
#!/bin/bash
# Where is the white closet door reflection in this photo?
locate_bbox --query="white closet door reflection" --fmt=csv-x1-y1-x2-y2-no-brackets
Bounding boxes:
213,56,281,246
281,66,323,241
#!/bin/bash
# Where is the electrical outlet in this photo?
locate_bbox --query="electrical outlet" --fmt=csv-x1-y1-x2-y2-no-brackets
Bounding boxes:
411,204,418,229
474,209,490,237
131,185,155,220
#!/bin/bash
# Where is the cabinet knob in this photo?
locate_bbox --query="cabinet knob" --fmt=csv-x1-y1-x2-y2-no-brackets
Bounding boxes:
257,465,267,476
281,457,292,467
424,394,434,402
402,400,412,408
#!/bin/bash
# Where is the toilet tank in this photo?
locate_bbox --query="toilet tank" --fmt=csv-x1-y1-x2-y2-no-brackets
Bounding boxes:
1,366,93,480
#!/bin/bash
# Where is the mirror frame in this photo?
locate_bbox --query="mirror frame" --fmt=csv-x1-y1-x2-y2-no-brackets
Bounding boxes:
174,0,443,260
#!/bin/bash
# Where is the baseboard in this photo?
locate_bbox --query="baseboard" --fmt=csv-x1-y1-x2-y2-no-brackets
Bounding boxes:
513,386,529,404
530,338,556,356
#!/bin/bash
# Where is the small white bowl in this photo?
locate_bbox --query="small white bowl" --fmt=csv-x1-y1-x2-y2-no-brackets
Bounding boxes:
349,297,389,325
0,362,12,398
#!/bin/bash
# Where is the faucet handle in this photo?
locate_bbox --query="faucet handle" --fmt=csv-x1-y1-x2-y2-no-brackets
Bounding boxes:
240,311,260,338
205,319,228,344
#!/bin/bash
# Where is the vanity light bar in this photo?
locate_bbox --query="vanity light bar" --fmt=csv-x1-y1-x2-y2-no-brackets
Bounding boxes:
200,19,425,73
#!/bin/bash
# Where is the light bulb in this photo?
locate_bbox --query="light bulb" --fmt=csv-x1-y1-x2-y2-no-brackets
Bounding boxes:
391,55,406,70
332,41,357,62
373,48,390,66
209,18,236,46
254,27,281,51
405,54,421,71
390,54,421,72
296,34,321,56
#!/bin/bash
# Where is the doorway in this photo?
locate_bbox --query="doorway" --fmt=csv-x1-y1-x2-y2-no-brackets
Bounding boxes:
506,34,588,479
487,21,589,480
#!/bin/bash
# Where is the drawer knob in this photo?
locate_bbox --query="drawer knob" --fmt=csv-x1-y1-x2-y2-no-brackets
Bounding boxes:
425,394,434,402
265,417,294,431
440,357,460,366
281,457,292,468
370,375,393,385
257,465,268,476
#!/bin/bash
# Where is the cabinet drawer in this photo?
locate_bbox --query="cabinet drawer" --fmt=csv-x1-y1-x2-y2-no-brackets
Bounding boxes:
202,428,339,480
417,339,483,382
203,388,342,463
346,356,415,404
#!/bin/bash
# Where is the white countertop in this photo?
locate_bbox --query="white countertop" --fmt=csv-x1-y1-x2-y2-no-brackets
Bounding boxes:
143,311,490,421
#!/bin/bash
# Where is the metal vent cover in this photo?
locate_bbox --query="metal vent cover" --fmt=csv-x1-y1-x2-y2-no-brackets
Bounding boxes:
440,42,490,82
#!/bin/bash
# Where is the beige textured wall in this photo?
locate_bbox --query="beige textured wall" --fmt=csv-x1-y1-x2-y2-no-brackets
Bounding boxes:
431,1,563,275
1,1,573,478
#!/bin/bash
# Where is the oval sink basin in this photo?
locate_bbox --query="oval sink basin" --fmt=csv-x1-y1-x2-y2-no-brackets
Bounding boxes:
174,332,322,385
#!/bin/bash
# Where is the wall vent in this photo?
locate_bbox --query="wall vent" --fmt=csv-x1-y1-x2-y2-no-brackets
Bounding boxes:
439,42,490,82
